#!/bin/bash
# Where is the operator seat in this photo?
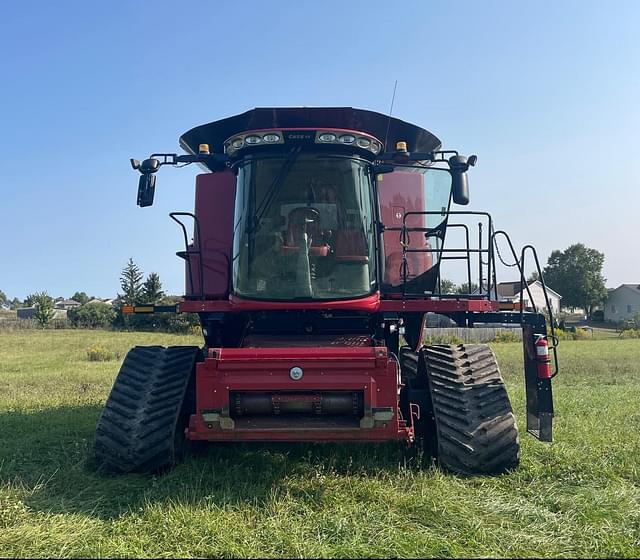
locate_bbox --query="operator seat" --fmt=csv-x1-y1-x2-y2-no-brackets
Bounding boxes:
282,207,329,256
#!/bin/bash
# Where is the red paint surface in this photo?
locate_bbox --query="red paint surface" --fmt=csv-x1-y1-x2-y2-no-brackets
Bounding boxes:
187,346,412,442
185,172,236,298
178,294,498,313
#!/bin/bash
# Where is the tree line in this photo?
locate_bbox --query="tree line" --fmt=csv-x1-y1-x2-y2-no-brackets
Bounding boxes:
0,243,612,328
1,259,198,332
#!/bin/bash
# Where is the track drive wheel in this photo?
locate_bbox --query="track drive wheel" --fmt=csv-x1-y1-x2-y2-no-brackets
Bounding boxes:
93,345,201,474
400,344,520,475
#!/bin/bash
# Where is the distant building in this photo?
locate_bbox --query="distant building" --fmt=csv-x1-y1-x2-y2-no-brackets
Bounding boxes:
604,284,640,322
496,280,562,316
54,299,81,310
17,306,66,319
17,307,36,319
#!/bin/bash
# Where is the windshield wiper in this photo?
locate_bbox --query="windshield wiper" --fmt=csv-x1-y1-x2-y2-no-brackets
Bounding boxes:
250,147,301,234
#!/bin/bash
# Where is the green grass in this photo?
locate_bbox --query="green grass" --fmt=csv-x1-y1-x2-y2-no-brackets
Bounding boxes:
1,330,639,558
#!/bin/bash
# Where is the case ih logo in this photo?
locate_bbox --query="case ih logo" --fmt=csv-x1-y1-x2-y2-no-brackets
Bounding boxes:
285,132,314,141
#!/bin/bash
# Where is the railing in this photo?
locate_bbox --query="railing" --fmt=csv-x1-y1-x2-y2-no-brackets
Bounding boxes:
169,212,205,299
384,210,495,299
386,209,559,377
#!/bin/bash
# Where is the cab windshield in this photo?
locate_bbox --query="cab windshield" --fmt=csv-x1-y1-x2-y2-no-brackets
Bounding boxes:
232,152,376,300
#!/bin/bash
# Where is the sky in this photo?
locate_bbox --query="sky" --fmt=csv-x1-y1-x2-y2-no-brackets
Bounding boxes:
1,0,639,300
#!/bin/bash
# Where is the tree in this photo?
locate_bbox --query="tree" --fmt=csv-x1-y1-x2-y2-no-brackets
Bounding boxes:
24,293,38,307
71,291,90,305
439,278,457,294
542,243,607,318
142,272,164,304
0,290,6,306
119,258,144,305
32,291,55,328
68,302,116,329
456,282,479,294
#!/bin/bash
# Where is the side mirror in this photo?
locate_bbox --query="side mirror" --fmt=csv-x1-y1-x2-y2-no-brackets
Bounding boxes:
449,154,474,205
137,173,156,207
452,169,469,205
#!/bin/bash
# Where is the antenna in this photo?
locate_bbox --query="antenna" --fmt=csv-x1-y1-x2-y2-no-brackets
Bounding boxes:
383,80,398,151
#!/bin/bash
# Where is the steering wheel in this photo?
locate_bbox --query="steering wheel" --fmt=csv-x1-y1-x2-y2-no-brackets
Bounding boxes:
290,206,319,224
287,207,321,248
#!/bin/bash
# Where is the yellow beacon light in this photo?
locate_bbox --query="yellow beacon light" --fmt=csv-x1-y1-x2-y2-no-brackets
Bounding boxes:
395,141,408,152
198,143,210,155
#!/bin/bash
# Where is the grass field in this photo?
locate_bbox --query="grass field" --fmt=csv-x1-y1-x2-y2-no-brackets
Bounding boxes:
1,330,639,558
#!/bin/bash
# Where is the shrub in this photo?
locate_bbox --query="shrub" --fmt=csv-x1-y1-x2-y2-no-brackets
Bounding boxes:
491,330,521,343
573,327,592,340
86,345,118,362
187,324,202,336
68,302,116,329
551,328,569,340
620,328,640,339
549,326,593,341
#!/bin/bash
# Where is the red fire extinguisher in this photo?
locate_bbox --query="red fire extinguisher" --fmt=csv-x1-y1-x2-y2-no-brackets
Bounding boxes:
535,335,552,379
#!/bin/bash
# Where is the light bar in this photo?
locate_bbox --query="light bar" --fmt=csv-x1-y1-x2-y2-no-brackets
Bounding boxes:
316,130,382,155
224,131,284,155
223,129,383,156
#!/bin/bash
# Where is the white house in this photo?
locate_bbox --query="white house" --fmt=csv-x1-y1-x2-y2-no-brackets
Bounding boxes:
496,280,562,315
604,284,640,322
54,299,81,310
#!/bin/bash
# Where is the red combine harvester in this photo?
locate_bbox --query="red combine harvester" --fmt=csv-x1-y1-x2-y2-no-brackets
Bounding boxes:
94,108,558,475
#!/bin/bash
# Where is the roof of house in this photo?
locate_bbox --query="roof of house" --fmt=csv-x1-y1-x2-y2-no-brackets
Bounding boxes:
57,299,80,306
496,280,562,299
609,284,640,298
87,299,111,305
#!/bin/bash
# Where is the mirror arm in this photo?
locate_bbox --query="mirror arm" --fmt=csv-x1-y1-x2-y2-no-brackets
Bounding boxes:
132,152,229,208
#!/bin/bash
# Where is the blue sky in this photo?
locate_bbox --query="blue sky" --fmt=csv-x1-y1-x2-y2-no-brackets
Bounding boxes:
1,0,638,299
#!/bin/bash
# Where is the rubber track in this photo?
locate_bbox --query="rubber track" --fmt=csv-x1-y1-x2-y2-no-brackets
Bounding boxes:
402,344,520,475
424,344,520,475
93,345,200,473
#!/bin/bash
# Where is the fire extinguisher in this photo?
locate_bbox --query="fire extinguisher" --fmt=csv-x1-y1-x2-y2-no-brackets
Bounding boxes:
535,335,552,379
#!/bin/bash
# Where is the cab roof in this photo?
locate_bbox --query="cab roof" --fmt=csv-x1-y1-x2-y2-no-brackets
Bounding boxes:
179,107,442,157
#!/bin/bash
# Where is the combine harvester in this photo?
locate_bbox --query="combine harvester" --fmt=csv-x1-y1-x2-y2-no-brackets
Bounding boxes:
94,108,558,475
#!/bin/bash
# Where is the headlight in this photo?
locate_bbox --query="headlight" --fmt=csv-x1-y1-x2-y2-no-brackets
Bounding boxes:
244,135,262,145
262,133,280,143
318,133,337,142
339,134,356,144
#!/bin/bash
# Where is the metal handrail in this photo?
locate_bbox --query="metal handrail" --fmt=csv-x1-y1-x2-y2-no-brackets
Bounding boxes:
169,212,205,299
391,210,494,299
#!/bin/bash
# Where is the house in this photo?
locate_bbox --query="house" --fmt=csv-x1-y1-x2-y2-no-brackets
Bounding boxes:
496,280,562,315
54,299,81,310
604,284,640,322
17,307,36,319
